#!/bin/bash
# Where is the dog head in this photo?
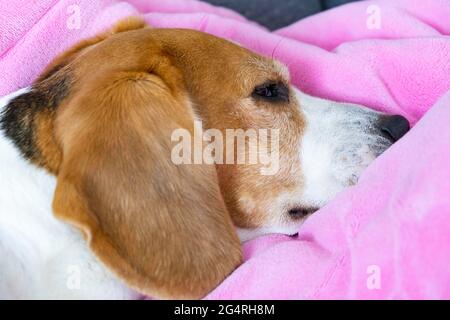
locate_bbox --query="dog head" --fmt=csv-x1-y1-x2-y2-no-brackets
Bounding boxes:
0,18,409,298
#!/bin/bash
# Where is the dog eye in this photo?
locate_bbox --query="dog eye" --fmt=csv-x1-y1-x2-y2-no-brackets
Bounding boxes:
288,207,318,219
252,82,289,102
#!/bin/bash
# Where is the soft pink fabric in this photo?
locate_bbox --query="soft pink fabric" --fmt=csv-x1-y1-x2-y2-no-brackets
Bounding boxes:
1,0,450,299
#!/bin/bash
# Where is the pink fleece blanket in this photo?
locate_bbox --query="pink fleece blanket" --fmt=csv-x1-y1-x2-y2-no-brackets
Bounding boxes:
1,0,450,299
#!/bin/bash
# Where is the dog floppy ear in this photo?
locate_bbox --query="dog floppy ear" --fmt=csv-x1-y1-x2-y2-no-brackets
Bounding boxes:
0,17,149,174
52,68,242,299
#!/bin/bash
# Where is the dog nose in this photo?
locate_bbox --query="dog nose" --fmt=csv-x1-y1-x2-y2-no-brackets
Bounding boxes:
377,115,410,142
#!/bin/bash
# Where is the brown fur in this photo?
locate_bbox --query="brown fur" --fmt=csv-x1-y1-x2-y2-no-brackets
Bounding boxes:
36,17,148,83
53,69,240,299
8,18,306,298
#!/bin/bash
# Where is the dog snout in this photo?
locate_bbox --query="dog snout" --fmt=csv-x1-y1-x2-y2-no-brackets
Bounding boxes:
377,114,410,142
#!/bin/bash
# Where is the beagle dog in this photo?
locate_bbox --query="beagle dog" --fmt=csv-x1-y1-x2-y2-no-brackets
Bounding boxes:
0,18,409,299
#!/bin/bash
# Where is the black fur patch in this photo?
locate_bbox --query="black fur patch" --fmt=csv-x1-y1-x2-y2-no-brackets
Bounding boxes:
37,63,67,82
0,72,71,162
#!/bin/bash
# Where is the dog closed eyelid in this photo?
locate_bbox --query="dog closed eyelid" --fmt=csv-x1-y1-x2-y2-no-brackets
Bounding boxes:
252,82,290,103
